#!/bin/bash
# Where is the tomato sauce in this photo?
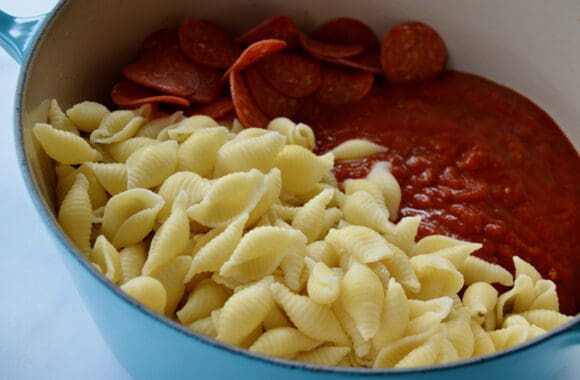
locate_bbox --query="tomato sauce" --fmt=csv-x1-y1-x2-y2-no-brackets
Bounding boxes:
296,71,580,314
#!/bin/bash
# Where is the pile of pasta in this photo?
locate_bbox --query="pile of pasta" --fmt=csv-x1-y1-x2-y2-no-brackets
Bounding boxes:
33,100,574,368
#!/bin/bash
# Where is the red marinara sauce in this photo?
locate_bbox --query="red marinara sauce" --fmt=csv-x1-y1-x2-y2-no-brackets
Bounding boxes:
296,71,580,314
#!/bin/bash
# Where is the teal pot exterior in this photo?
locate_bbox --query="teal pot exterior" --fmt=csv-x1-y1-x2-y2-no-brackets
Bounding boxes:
3,1,579,379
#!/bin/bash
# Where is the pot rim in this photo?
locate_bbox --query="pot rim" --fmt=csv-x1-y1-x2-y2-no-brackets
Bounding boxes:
13,0,580,375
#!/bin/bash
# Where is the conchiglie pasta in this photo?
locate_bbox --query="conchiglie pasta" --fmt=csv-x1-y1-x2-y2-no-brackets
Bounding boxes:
307,261,340,305
48,99,79,134
164,115,219,142
213,131,285,177
33,123,102,164
273,145,334,195
119,243,147,285
383,216,420,254
142,197,190,275
106,136,160,163
150,255,192,315
58,173,92,255
292,188,334,242
187,169,265,228
120,276,166,315
126,140,178,189
176,279,231,324
84,162,128,195
90,110,145,144
330,139,387,160
157,171,211,222
366,161,401,219
266,118,316,150
185,214,248,281
91,235,121,283
219,226,307,283
461,256,513,287
373,325,442,368
189,316,217,339
271,282,349,345
340,260,384,340
135,111,183,138
294,346,351,366
326,226,394,263
65,101,110,133
177,126,229,176
410,255,464,300
249,327,321,358
101,188,164,249
332,298,371,358
216,277,274,345
246,168,282,227
340,190,391,233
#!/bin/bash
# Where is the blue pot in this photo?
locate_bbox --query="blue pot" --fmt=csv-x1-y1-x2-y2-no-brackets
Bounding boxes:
2,1,578,379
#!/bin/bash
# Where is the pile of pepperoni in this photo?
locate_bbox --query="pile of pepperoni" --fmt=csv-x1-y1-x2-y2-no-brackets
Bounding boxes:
112,15,447,127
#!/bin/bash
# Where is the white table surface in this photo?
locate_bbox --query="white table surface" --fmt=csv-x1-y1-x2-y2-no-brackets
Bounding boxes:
0,2,577,380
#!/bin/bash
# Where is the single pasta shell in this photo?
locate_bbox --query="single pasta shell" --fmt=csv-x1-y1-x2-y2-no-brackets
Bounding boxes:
340,190,391,233
66,101,110,133
292,188,335,242
92,235,121,284
326,225,394,263
84,162,128,195
185,213,248,281
126,140,178,189
187,169,265,228
157,171,211,223
33,123,102,164
249,327,322,358
101,188,164,249
178,126,230,177
217,277,274,345
142,206,190,275
220,226,307,282
273,145,334,195
177,279,230,324
340,260,384,340
120,276,167,314
270,282,349,345
294,346,351,366
150,256,192,315
58,173,92,255
366,161,401,219
330,139,386,160
214,131,286,177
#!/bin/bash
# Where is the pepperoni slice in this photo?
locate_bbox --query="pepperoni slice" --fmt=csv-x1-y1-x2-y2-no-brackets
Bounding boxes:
122,51,200,97
140,28,181,58
179,18,241,69
316,50,383,74
230,70,269,128
315,65,374,105
333,51,383,74
111,80,190,107
235,15,299,48
299,33,364,59
313,17,380,51
257,52,322,98
381,21,447,84
245,65,303,119
186,97,234,119
190,64,224,104
222,39,287,80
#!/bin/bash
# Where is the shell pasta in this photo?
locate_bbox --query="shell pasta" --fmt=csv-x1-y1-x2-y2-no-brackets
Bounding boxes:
36,99,576,369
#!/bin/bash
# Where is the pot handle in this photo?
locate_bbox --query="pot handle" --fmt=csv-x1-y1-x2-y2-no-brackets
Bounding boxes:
0,10,48,64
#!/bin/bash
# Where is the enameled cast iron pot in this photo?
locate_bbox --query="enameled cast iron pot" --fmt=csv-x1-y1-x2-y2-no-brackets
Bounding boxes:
2,1,578,379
